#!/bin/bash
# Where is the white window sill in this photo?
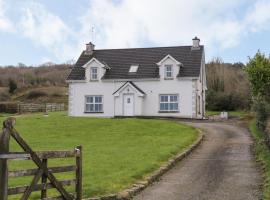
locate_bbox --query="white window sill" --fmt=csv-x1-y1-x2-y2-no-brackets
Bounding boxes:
84,111,104,114
164,77,174,80
158,110,179,113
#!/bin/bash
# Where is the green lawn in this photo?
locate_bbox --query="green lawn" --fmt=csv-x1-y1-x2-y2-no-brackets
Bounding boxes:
249,119,270,200
0,112,198,199
206,110,250,118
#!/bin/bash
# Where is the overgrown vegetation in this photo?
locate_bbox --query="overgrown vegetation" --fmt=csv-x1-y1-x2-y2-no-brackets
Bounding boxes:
245,51,270,140
0,63,71,88
245,51,270,199
0,112,199,198
8,79,17,94
249,119,270,199
206,58,251,111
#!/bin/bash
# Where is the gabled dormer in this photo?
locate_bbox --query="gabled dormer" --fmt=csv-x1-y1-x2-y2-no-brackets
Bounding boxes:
82,57,110,82
157,54,182,80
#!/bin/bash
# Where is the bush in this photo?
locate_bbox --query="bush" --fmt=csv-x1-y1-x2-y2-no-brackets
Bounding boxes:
8,79,17,94
0,91,10,102
254,100,270,132
27,90,48,99
206,90,250,111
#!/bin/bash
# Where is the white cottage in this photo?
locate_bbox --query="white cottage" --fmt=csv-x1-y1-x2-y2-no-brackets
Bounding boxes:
67,37,207,118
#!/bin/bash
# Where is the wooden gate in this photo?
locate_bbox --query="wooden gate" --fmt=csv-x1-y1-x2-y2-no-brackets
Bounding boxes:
0,118,82,200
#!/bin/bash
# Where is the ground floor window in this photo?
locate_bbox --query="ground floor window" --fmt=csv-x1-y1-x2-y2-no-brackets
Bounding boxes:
85,95,103,113
159,94,179,112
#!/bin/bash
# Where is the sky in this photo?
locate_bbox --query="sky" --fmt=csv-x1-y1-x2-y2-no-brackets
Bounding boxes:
0,0,270,66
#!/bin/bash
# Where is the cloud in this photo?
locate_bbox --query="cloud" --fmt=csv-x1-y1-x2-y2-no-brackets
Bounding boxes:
19,2,77,61
79,0,270,52
0,0,14,32
6,0,270,63
245,0,270,32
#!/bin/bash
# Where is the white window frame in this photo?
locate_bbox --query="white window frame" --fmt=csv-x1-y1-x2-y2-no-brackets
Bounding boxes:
164,65,173,79
85,95,103,113
159,94,179,112
90,67,98,81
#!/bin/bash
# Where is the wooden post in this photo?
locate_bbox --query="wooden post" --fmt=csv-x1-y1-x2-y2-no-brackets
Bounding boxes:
41,159,47,199
75,146,82,200
0,118,14,200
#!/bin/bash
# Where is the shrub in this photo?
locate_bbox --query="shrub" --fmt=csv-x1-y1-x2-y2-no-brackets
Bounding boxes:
206,90,250,111
27,90,48,99
8,79,17,94
0,91,10,102
254,100,270,132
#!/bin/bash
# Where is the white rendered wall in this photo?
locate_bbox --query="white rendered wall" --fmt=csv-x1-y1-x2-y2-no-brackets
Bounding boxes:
68,56,197,118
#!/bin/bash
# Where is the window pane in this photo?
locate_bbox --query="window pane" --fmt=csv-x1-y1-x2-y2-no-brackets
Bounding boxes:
95,96,102,103
164,103,169,110
169,103,174,110
89,104,94,111
164,96,168,102
160,103,165,110
161,96,165,102
170,95,177,102
167,72,172,77
92,74,97,80
86,96,94,103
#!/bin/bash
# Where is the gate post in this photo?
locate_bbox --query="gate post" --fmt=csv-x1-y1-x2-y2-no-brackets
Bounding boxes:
0,118,14,200
75,146,82,200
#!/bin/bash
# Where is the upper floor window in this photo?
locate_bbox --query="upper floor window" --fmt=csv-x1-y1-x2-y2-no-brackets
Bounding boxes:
164,65,173,79
90,67,98,80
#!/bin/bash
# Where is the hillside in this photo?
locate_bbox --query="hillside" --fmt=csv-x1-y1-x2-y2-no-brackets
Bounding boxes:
0,60,250,111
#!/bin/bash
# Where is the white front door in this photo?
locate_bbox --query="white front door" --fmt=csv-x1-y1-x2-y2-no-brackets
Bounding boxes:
124,94,134,116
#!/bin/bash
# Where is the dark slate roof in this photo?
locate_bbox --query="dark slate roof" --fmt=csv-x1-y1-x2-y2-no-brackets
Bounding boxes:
112,81,145,95
67,45,204,80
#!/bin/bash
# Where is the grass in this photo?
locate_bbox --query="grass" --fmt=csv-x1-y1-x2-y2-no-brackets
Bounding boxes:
249,119,270,199
0,112,199,199
206,110,250,118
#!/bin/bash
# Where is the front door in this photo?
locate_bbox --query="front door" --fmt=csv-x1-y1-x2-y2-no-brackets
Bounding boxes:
124,94,134,116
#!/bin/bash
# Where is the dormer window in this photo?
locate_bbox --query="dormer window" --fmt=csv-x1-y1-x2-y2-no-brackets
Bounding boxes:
90,67,98,80
165,65,173,79
129,65,139,73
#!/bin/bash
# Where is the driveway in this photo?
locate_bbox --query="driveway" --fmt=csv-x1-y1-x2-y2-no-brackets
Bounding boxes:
133,122,262,200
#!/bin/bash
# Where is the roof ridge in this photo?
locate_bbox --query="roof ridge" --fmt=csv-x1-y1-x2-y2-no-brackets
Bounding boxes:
88,45,204,52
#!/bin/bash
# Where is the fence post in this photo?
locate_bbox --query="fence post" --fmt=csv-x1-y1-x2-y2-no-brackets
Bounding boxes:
41,158,48,199
75,146,82,200
0,118,14,200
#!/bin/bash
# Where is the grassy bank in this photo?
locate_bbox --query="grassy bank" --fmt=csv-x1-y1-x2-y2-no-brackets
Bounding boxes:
249,119,270,199
0,112,199,199
206,110,250,118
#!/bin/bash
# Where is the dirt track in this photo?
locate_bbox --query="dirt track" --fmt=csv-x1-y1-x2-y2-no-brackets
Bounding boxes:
133,122,262,200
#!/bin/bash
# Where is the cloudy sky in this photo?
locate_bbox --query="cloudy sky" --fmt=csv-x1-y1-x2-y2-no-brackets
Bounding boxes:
0,0,270,66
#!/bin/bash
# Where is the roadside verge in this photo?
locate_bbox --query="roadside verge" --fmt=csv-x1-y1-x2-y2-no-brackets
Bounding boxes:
249,119,270,200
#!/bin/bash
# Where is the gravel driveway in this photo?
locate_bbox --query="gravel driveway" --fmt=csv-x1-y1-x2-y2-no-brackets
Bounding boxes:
133,122,262,200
